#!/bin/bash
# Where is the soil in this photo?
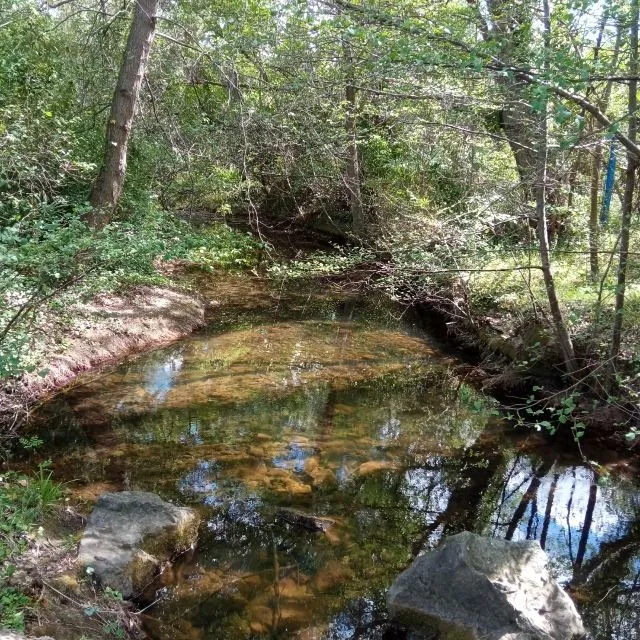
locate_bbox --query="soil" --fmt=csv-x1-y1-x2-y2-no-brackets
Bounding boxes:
0,284,205,438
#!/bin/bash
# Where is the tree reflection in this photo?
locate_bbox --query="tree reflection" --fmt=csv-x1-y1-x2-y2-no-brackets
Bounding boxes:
27,304,640,640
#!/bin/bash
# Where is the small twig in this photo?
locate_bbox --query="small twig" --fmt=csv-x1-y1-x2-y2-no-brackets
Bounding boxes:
40,579,110,625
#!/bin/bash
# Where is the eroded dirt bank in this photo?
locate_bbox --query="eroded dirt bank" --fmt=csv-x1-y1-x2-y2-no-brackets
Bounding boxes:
0,285,205,435
410,297,640,457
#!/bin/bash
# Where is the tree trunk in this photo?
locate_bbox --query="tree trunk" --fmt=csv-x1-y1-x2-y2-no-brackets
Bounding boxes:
412,431,507,554
535,0,576,375
610,0,639,367
574,473,598,571
88,0,159,227
343,40,363,237
499,100,538,201
539,472,558,550
588,141,602,280
486,0,537,202
504,459,553,540
586,15,607,280
589,22,622,281
485,0,562,242
570,512,640,591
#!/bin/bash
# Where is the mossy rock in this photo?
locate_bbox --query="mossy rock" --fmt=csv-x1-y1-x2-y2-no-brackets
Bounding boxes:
77,491,200,598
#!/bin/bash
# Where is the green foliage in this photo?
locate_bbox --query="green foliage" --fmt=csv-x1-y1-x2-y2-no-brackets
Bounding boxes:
1,0,640,442
514,390,588,442
268,246,374,280
0,197,263,379
0,0,95,212
21,462,63,513
103,620,126,638
167,222,264,272
18,436,43,453
103,586,123,602
458,384,501,418
0,463,62,541
0,585,30,631
0,463,64,630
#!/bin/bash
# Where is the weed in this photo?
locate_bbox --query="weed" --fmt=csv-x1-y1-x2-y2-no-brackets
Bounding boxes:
61,533,80,552
104,586,123,601
18,436,43,452
626,426,640,443
20,462,63,513
0,464,63,631
0,585,30,630
103,620,126,638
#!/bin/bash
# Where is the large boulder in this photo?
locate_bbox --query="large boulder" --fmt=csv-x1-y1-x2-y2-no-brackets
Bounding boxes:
388,531,585,640
78,491,199,598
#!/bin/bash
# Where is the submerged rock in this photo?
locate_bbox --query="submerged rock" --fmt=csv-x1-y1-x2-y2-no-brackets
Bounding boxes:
277,508,335,532
304,456,338,487
77,491,200,598
354,460,398,476
387,531,585,640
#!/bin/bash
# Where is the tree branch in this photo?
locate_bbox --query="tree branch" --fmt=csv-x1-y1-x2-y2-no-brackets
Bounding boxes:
327,0,640,159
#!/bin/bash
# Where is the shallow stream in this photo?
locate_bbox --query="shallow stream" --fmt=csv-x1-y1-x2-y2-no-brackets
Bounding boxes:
29,277,640,640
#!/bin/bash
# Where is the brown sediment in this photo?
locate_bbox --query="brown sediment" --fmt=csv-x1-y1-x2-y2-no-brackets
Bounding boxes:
0,285,205,435
354,460,399,476
57,319,437,419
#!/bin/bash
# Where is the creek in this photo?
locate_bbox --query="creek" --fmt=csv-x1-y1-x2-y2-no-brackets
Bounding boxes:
27,276,640,640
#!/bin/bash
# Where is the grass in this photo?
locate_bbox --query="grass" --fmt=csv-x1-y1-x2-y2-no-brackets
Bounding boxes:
467,243,640,353
0,461,63,630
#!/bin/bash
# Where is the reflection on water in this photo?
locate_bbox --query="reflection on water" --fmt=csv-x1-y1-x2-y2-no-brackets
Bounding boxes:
29,283,640,640
144,353,184,405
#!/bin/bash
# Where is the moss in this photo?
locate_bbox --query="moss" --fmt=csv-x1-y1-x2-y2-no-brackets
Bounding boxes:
130,550,158,594
139,510,200,560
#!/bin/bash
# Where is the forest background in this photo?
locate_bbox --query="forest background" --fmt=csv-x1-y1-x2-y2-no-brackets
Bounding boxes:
2,0,640,444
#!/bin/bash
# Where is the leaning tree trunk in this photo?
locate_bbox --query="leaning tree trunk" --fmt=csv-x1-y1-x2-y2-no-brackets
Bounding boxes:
88,0,159,227
499,99,538,201
610,0,639,369
536,143,577,374
536,0,576,375
484,0,563,239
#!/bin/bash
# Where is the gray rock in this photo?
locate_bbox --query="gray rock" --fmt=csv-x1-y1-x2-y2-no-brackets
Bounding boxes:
77,491,199,598
387,531,585,640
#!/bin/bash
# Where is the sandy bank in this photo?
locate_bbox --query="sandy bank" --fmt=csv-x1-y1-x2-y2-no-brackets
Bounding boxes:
0,286,205,435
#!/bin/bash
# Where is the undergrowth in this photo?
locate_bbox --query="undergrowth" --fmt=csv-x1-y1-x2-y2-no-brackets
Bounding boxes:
0,461,63,630
269,241,640,446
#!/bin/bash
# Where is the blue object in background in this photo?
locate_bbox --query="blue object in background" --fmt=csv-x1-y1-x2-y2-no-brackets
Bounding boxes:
600,140,616,226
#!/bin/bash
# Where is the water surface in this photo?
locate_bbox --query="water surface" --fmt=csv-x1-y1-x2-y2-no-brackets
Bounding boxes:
31,277,640,640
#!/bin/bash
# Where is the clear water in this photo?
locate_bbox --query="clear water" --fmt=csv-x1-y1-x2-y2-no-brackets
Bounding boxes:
29,278,640,640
